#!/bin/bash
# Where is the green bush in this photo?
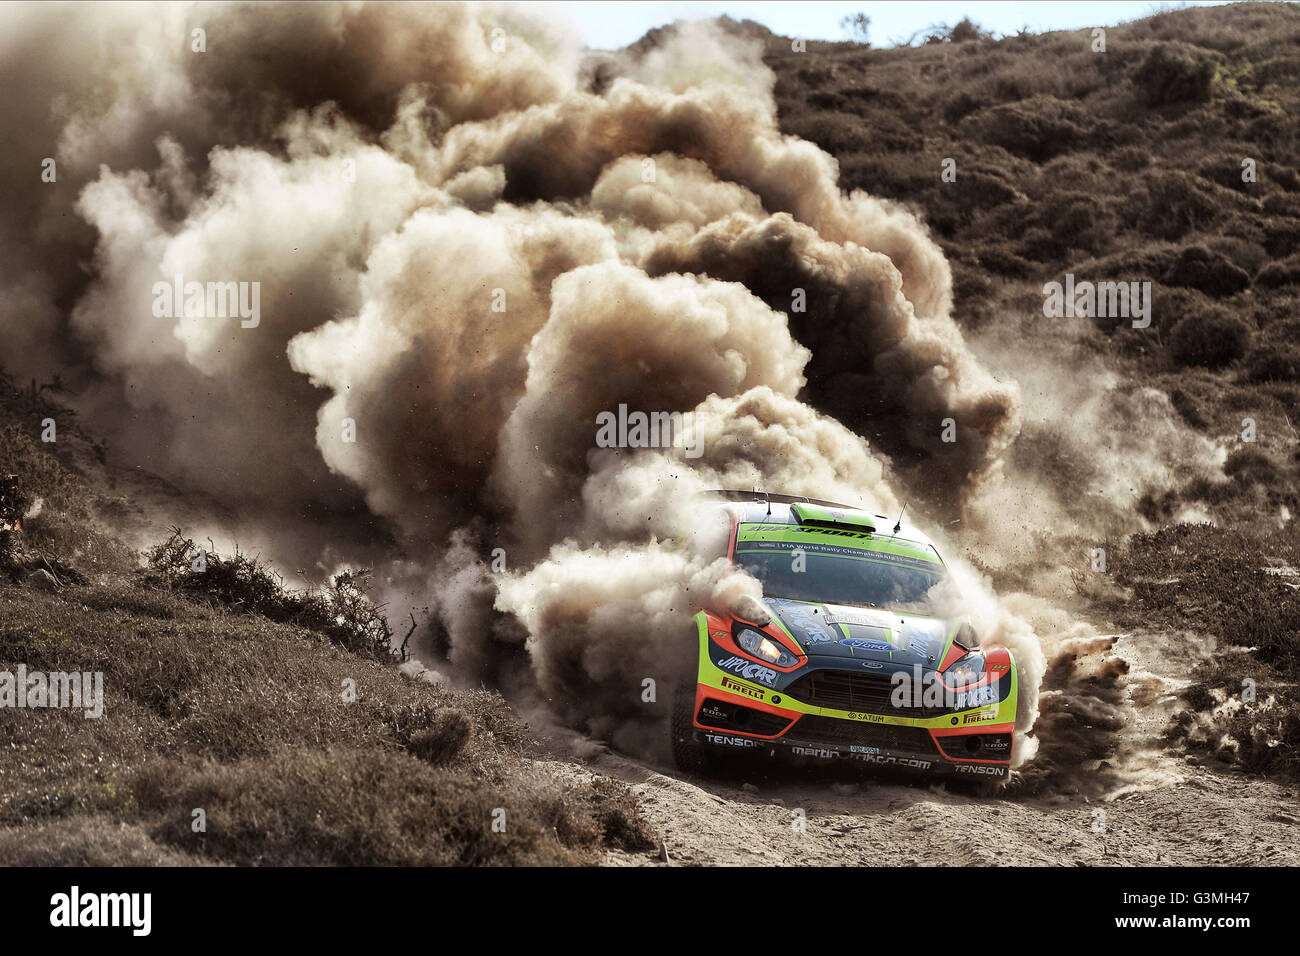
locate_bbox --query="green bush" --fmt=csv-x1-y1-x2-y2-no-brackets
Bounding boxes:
1168,308,1251,368
1224,445,1281,486
1164,245,1251,297
1198,151,1259,193
1204,235,1268,275
1262,218,1300,258
1243,343,1300,382
0,424,134,579
1133,42,1218,106
407,708,473,765
145,530,397,662
964,96,1090,161
1140,171,1230,240
1255,254,1300,289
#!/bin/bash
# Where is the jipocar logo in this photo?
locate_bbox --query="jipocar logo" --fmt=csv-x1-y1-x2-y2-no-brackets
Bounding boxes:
953,685,997,710
717,655,778,687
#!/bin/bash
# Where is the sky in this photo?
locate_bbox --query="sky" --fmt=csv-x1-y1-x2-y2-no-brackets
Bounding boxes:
542,0,1232,48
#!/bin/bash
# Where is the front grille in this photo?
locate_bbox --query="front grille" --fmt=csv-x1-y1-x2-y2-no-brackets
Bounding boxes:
784,669,936,718
696,699,793,737
789,715,939,755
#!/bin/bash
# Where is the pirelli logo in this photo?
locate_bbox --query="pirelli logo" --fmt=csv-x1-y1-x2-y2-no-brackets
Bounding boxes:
720,676,765,700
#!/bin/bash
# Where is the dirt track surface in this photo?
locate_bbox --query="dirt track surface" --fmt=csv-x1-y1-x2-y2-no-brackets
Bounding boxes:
573,755,1300,866
543,629,1300,866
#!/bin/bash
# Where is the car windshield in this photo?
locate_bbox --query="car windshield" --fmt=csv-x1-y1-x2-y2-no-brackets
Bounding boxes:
733,545,945,610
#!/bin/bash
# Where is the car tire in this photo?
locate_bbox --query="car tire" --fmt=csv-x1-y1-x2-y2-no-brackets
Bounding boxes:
671,680,723,777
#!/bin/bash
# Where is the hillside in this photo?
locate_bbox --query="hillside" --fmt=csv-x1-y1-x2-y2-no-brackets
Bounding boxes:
765,3,1300,510
761,2,1300,780
0,376,653,865
1,2,1298,869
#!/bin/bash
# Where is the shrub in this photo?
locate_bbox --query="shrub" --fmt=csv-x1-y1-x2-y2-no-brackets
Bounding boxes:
806,90,845,111
1109,524,1300,672
975,244,1038,279
1262,218,1300,258
1132,42,1217,106
1041,192,1118,257
1168,308,1251,368
920,17,994,45
1224,446,1281,486
942,90,981,123
1140,171,1229,240
0,421,135,579
787,112,872,155
407,709,474,765
1204,235,1268,276
1254,54,1300,88
1255,254,1300,289
963,96,1090,161
1168,387,1209,428
1163,245,1251,297
145,530,398,662
935,168,1028,230
1198,151,1261,193
1243,343,1300,382
1263,194,1300,218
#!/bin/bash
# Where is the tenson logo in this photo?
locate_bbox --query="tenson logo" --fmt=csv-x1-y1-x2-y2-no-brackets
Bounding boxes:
50,886,151,936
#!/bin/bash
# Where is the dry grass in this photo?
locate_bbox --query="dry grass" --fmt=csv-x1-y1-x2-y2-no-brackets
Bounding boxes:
0,583,654,864
1093,523,1300,780
0,378,654,865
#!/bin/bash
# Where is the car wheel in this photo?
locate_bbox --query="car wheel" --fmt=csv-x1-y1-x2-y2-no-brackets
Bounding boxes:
671,680,723,777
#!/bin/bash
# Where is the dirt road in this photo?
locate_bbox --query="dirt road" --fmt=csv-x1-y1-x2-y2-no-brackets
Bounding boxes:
544,629,1300,866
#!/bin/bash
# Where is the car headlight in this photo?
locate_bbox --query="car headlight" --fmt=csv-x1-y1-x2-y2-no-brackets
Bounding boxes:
736,627,798,668
942,652,987,689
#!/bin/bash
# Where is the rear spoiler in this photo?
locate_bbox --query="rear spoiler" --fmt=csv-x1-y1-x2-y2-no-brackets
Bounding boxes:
697,489,862,510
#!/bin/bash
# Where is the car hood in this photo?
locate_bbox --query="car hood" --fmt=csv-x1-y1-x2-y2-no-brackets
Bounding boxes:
765,597,949,669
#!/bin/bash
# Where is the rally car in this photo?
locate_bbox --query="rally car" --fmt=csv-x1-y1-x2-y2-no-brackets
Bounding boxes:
671,492,1017,788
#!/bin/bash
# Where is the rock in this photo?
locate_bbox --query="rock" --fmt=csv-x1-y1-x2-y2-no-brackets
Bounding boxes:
658,840,671,863
27,569,59,591
741,782,759,794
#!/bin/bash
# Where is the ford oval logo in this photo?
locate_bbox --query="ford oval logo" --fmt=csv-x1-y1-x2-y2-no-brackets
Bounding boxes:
861,661,884,669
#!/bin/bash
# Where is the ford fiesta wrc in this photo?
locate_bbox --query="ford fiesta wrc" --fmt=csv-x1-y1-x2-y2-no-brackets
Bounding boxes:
672,492,1017,790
